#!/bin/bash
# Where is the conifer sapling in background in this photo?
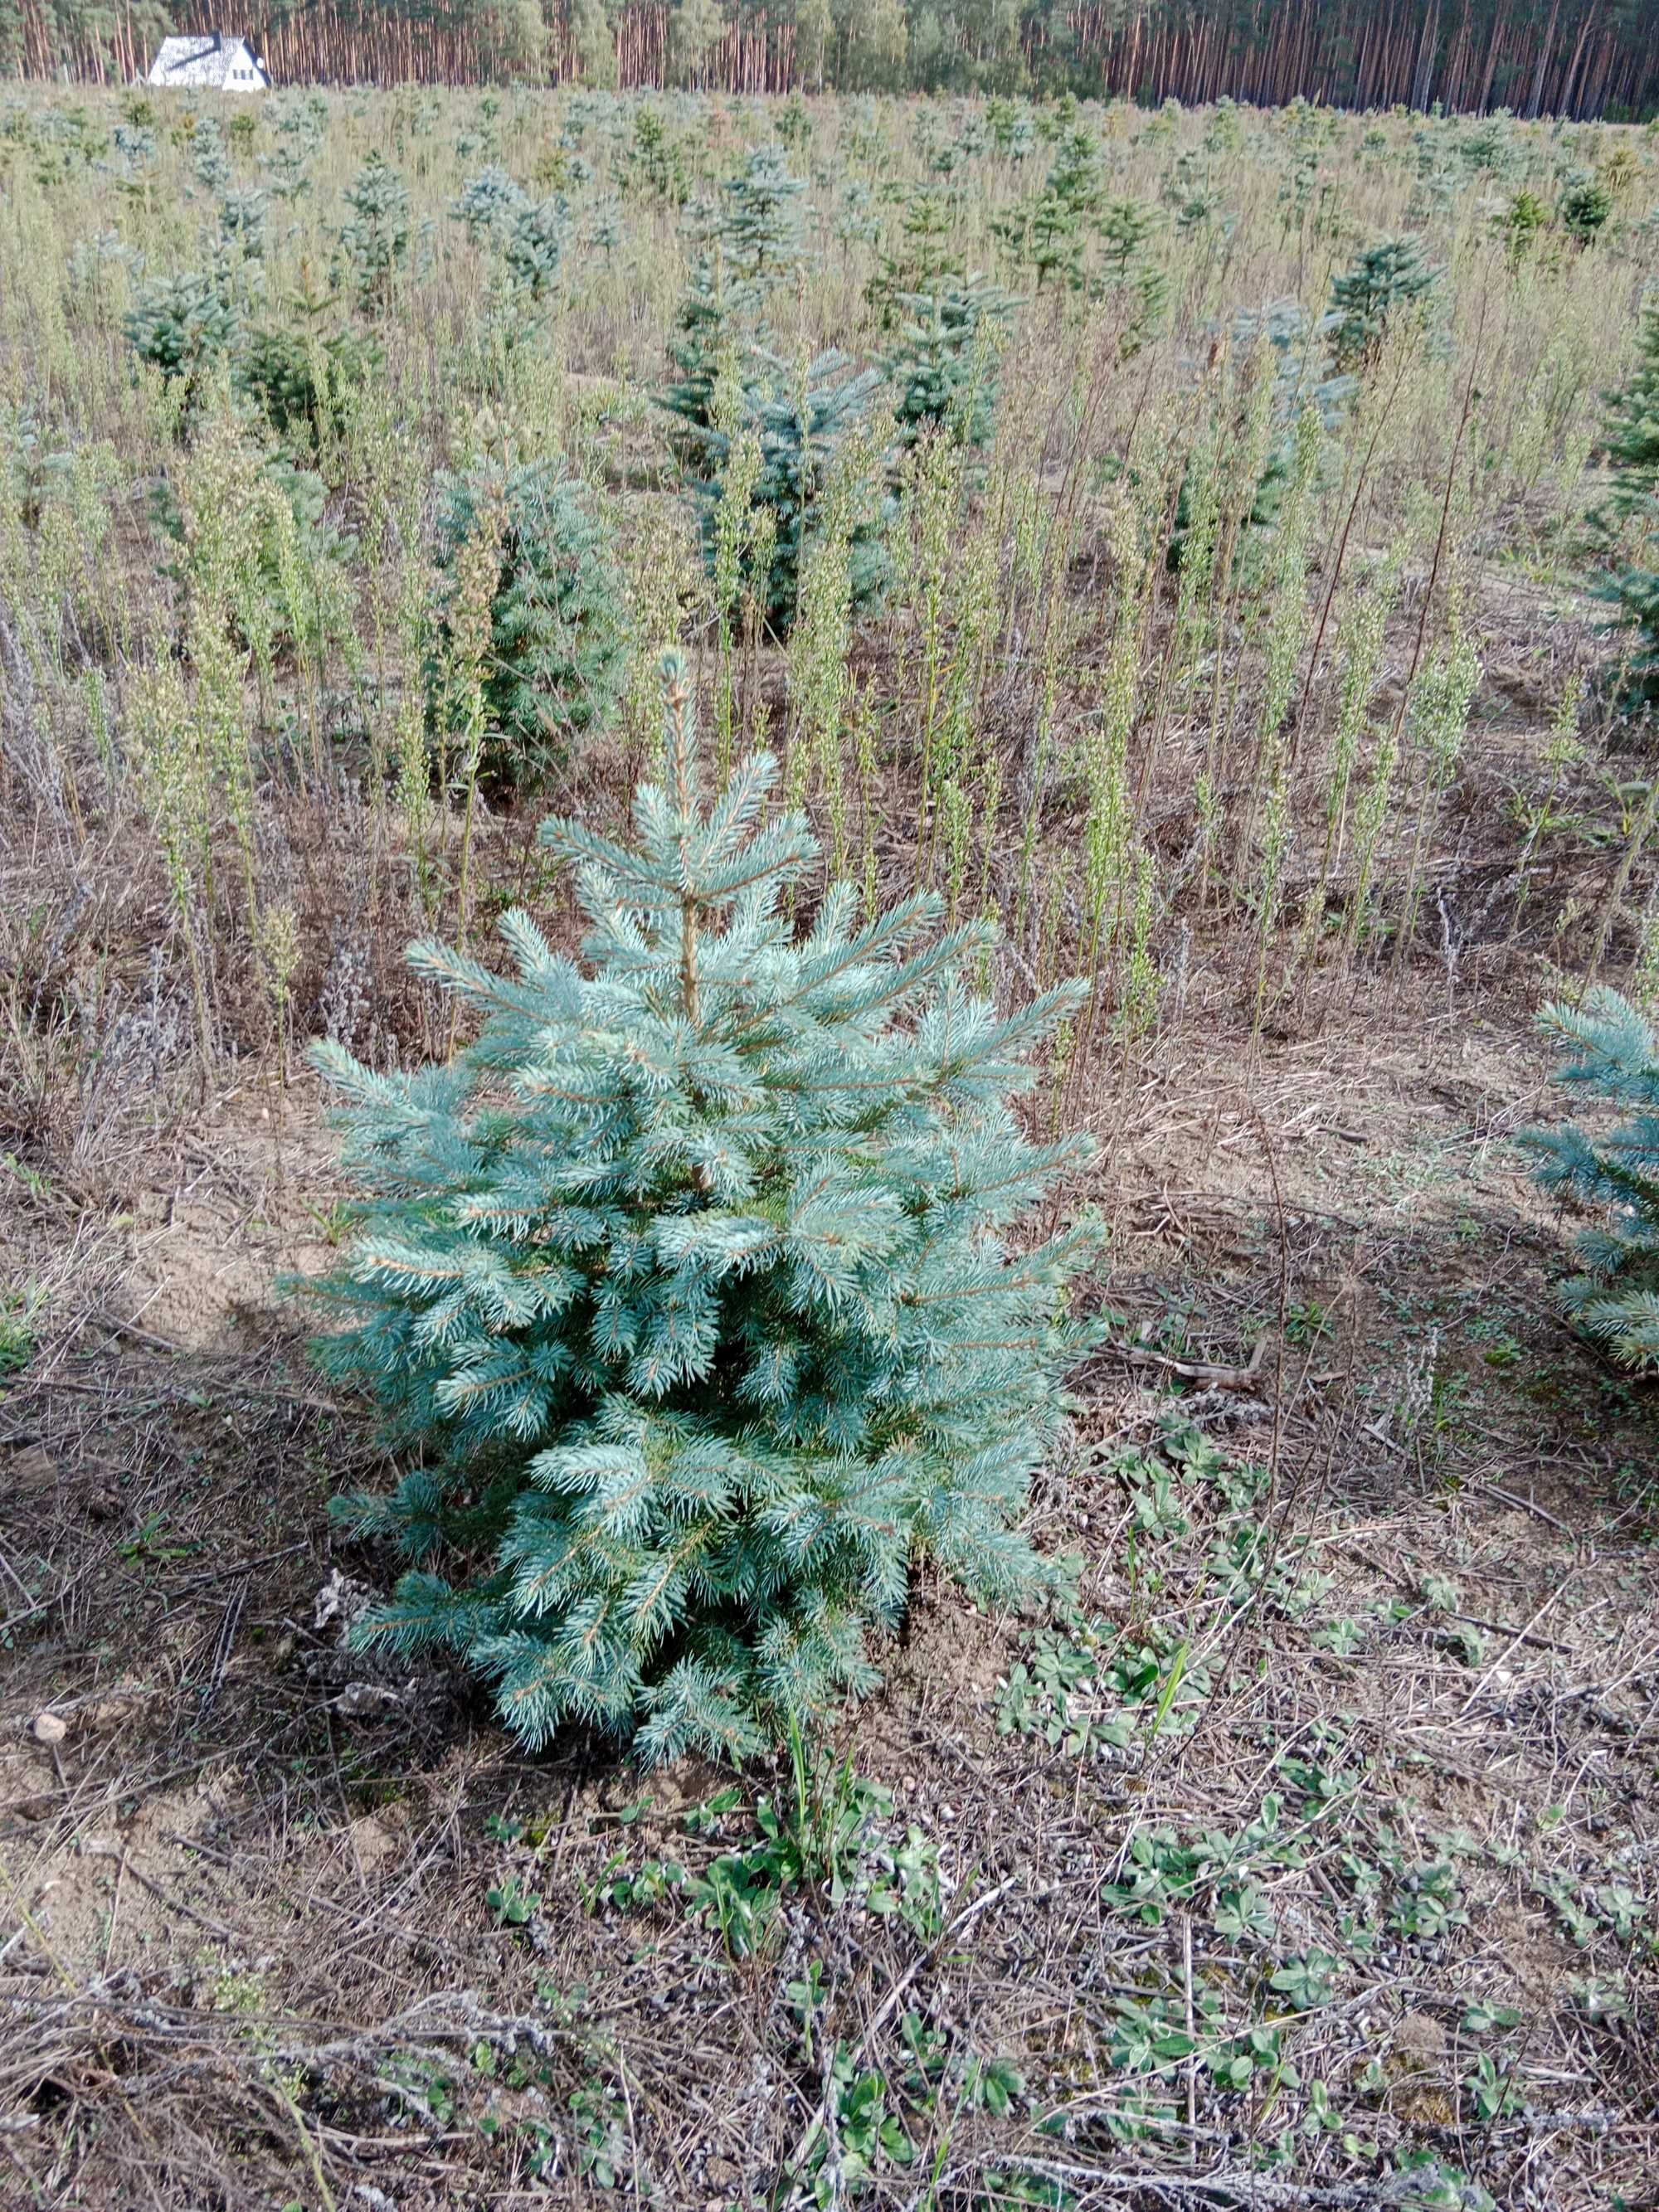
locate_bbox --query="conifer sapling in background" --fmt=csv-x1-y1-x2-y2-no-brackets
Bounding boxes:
237,307,381,457
1323,233,1439,375
714,143,809,290
621,105,689,205
124,270,241,428
450,162,527,245
674,348,893,632
218,184,270,262
338,150,411,314
866,186,965,329
884,279,1016,455
502,194,569,305
991,124,1102,292
428,458,630,793
1097,196,1170,356
1587,302,1659,707
658,255,770,461
1558,170,1613,243
306,654,1097,1763
1169,299,1350,576
658,142,808,459
1496,187,1550,268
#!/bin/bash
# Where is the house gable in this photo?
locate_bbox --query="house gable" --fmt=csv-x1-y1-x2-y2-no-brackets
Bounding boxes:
146,34,270,90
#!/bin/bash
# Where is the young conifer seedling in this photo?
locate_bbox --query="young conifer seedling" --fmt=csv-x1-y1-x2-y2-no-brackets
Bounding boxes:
1524,987,1659,1369
306,654,1097,1762
1588,303,1659,707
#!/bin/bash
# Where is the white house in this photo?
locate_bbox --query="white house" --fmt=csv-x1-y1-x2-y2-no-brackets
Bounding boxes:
145,34,270,90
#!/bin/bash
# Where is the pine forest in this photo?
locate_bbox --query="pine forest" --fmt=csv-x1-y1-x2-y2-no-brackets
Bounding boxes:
9,0,1659,116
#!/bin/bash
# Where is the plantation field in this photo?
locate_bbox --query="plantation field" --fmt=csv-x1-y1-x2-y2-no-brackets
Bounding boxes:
3,80,1659,2211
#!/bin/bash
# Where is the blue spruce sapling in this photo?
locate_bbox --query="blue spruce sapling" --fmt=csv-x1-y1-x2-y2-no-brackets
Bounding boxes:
428,459,629,794
307,654,1097,1762
674,348,892,633
1524,987,1659,1370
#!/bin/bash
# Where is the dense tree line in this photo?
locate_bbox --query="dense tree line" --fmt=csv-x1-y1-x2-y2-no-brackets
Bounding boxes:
5,0,1656,119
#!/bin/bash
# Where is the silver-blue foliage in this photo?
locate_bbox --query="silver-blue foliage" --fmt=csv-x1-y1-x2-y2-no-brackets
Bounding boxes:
306,654,1097,1763
1524,986,1659,1371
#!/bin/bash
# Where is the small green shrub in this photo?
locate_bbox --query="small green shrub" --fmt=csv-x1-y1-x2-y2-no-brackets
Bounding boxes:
309,655,1096,1761
0,1289,39,1378
428,458,629,791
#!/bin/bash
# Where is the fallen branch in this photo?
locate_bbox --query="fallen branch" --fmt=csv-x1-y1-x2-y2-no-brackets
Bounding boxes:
1102,1337,1267,1393
79,1846,241,1945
